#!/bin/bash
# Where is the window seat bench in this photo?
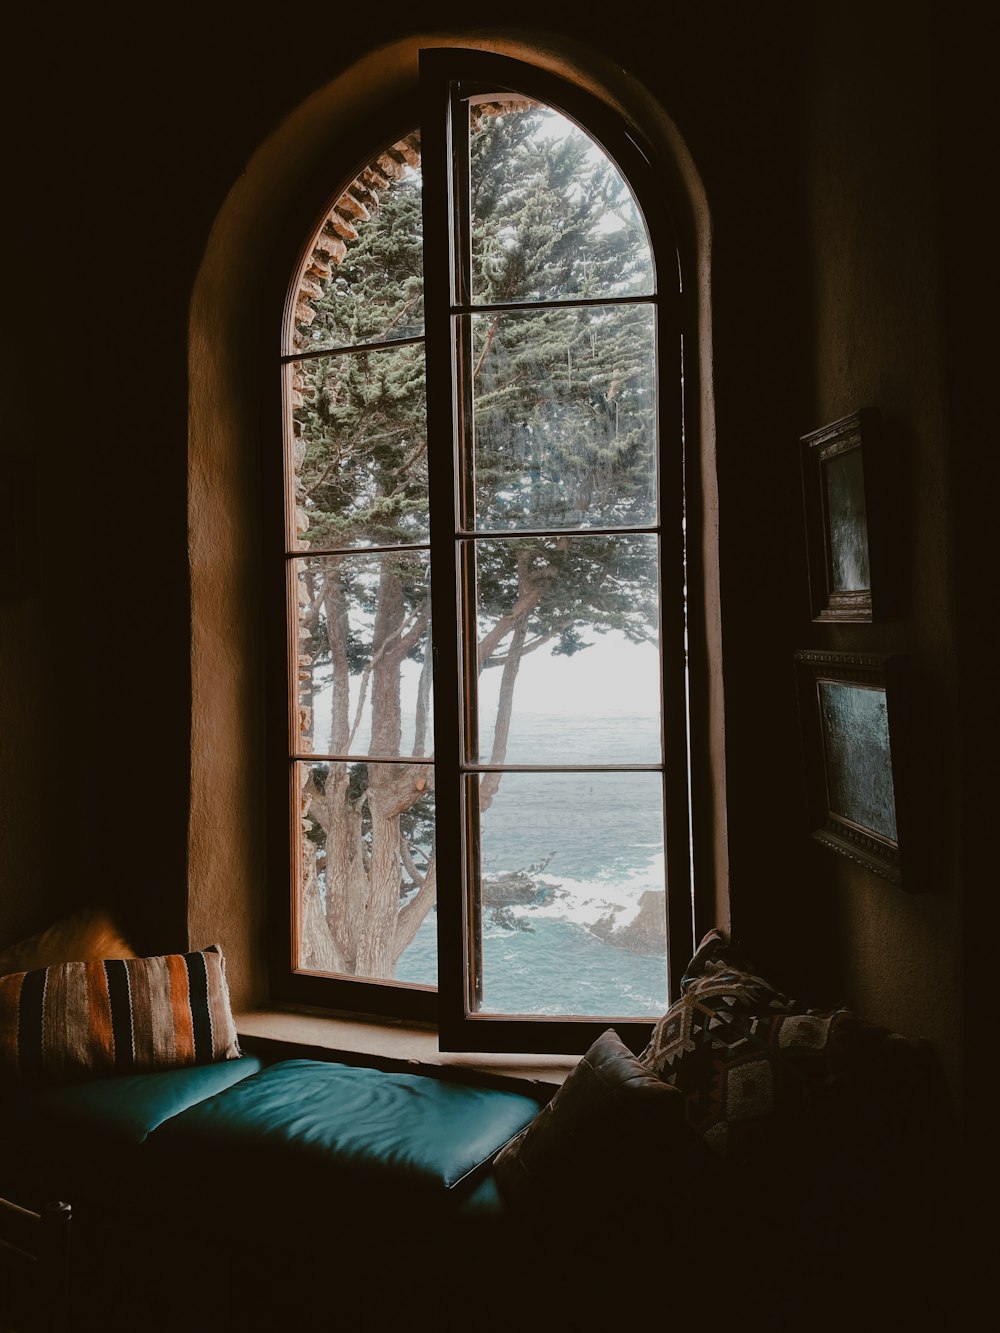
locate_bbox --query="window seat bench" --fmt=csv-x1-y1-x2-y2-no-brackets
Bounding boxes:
0,931,950,1333
0,1045,557,1327
0,1049,561,1332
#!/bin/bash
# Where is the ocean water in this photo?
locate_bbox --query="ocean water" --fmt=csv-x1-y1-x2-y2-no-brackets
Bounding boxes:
394,713,673,1017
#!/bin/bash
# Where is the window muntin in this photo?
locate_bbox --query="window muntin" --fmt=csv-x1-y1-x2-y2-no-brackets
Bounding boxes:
279,54,693,1052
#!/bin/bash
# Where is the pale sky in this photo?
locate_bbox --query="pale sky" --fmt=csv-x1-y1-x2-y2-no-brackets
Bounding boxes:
310,630,660,756
476,631,660,718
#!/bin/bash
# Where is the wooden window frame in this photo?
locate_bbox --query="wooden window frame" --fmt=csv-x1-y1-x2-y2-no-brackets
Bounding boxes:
268,48,697,1055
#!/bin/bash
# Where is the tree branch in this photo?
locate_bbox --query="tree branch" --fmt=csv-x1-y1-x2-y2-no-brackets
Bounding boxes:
473,315,501,380
399,836,426,888
393,853,437,964
481,619,527,809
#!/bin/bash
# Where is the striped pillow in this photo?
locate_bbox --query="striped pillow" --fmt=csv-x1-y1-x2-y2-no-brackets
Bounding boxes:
0,946,241,1086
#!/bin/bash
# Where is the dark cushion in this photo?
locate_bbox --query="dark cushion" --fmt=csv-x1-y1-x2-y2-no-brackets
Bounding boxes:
485,1031,724,1327
639,929,936,1329
1,1055,264,1154
493,1028,689,1225
141,1059,542,1228
0,1055,264,1213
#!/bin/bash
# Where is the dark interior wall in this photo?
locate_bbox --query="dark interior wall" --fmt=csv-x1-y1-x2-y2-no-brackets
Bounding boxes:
932,1,995,1290
1,3,982,1149
1,64,85,943
792,1,962,1086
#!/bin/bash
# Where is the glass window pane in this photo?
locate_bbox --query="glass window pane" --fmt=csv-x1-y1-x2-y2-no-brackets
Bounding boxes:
472,534,661,764
289,344,428,550
470,101,653,304
471,772,666,1017
468,305,656,531
295,552,432,759
296,760,436,985
287,133,424,356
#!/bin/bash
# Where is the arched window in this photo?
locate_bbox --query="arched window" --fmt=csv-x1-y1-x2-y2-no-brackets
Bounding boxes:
273,49,697,1053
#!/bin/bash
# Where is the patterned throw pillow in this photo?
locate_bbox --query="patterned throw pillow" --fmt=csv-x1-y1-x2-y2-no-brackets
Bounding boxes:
0,946,241,1086
641,928,912,1159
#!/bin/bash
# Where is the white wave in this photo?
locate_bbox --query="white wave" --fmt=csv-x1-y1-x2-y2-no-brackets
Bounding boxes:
494,851,665,933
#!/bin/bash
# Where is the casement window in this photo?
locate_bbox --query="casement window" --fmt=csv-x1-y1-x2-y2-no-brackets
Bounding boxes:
272,50,697,1053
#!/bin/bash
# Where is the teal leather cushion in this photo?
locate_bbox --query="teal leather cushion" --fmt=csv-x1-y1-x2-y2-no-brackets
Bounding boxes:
0,1054,264,1154
142,1059,541,1218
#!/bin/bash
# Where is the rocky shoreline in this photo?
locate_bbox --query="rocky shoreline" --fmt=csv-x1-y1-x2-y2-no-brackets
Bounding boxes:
482,862,666,956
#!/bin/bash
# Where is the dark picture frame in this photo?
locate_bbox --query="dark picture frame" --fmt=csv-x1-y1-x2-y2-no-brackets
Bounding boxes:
800,408,884,622
794,650,914,889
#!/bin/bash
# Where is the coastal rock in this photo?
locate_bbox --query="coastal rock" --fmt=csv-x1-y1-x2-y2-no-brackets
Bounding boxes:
591,890,667,956
482,870,541,908
482,855,557,909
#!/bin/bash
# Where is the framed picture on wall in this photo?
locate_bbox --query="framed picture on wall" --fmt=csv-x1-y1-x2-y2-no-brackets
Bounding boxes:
800,408,884,622
794,650,914,889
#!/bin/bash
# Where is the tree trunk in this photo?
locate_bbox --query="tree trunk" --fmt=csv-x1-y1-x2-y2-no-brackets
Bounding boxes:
355,564,406,976
320,560,368,972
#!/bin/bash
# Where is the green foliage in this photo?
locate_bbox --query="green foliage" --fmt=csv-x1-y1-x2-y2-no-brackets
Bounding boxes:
294,108,658,654
469,110,655,535
469,109,652,304
302,173,425,349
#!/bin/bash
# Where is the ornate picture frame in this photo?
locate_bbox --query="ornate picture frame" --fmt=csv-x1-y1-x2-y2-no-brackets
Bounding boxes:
800,408,884,622
794,650,914,889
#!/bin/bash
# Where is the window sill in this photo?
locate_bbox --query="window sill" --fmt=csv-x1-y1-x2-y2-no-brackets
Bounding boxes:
235,1005,576,1096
